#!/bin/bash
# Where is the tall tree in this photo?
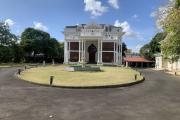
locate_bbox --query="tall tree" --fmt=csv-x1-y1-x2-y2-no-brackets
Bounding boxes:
161,0,180,61
45,38,61,58
140,44,151,59
149,32,167,53
58,42,64,60
140,32,167,59
11,44,24,63
0,46,13,62
0,21,17,46
21,28,50,57
122,42,127,57
21,28,64,62
0,21,19,63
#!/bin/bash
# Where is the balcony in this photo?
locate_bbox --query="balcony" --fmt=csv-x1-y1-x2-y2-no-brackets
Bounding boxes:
80,29,103,37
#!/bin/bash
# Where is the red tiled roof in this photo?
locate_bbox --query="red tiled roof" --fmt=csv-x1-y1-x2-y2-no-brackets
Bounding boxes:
124,57,153,63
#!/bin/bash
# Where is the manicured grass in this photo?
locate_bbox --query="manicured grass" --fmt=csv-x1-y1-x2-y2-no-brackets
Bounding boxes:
19,65,143,87
0,65,10,68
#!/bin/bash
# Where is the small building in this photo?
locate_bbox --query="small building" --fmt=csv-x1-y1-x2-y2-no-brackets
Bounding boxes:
155,33,180,71
155,53,180,71
63,23,125,65
124,57,154,68
155,53,163,70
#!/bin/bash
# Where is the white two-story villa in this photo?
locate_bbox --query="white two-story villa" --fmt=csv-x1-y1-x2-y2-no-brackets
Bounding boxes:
63,23,125,65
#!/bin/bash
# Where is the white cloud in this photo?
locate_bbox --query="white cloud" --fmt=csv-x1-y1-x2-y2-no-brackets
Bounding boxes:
135,44,143,51
131,44,143,53
150,6,169,29
150,0,175,30
5,19,15,26
108,0,119,9
114,20,142,39
132,14,138,19
150,11,156,18
33,22,48,31
84,0,108,17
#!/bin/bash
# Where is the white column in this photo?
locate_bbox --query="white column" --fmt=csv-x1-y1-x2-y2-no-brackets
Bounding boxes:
118,39,121,65
81,40,84,62
126,61,128,67
68,42,70,63
116,41,118,65
114,41,116,64
84,40,86,62
97,40,100,63
120,39,123,65
100,39,103,63
64,41,68,63
79,40,81,63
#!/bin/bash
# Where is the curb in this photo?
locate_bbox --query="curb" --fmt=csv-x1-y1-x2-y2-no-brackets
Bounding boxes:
15,68,145,89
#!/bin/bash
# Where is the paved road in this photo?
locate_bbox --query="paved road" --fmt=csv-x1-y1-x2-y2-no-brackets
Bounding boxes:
0,67,180,120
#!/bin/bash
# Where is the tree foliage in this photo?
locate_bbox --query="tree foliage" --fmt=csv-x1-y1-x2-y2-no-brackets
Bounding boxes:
0,22,17,46
21,28,50,56
175,0,180,9
0,22,64,63
0,46,13,62
11,44,25,63
0,21,20,63
21,28,64,62
161,0,180,61
140,32,167,59
122,42,127,57
140,44,151,59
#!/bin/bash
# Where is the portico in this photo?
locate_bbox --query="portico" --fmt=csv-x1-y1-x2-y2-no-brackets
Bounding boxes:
63,23,124,65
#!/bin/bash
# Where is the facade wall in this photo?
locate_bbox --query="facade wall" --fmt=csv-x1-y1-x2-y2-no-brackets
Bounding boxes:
155,56,163,69
85,41,98,63
64,23,124,65
103,42,114,51
167,61,171,70
178,59,180,70
102,52,114,62
69,41,117,63
70,52,79,62
162,59,168,69
65,40,122,65
167,59,180,71
70,42,79,50
156,56,180,71
102,42,114,63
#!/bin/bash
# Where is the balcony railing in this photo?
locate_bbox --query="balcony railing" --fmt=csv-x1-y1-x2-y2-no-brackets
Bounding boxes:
80,29,103,37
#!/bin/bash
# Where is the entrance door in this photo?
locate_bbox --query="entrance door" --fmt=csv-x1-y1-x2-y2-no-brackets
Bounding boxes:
88,44,97,63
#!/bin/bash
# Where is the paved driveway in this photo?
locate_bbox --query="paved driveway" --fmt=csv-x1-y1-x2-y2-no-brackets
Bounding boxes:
0,67,180,120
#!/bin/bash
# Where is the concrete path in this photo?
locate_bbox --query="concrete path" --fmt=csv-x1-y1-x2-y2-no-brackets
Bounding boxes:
0,67,180,120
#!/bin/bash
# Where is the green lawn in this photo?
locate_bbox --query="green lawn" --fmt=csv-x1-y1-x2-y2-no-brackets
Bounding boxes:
19,65,143,87
0,65,10,68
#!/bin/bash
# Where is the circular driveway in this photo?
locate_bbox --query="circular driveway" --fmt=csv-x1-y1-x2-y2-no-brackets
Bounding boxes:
0,67,180,120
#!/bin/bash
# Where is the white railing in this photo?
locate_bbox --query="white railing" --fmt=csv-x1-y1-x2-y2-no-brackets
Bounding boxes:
80,29,103,37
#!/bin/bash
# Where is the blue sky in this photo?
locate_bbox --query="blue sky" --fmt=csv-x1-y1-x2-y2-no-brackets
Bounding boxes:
0,0,168,52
